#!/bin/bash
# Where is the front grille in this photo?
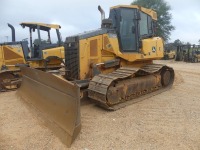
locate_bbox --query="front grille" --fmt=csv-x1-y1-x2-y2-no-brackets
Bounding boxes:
64,36,79,80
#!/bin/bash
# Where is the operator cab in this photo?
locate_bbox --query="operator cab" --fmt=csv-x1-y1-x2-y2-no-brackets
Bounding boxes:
108,5,157,53
20,22,62,60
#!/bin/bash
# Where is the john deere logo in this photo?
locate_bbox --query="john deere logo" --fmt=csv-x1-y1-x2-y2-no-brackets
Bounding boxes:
152,47,156,52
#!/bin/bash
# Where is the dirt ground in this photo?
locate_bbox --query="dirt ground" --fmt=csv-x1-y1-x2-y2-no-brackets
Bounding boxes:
1,60,200,150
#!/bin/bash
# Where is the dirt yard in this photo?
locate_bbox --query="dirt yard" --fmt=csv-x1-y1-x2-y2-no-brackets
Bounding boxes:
1,60,200,150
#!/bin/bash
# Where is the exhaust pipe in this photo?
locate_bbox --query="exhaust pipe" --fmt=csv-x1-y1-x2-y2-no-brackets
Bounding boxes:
7,23,16,42
98,5,105,22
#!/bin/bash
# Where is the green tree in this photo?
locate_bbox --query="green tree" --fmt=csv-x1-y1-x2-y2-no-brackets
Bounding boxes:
173,39,182,46
131,0,175,42
164,43,176,51
33,39,47,45
186,42,191,46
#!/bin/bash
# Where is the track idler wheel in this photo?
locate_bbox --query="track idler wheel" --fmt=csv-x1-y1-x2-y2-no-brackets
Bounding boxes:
161,68,174,87
0,84,4,92
0,72,21,91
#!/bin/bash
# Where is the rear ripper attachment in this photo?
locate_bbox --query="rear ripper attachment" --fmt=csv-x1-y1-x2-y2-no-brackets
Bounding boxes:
88,64,174,110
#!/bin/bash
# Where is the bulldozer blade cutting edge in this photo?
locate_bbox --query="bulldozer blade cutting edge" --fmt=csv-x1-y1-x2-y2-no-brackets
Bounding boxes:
16,66,81,147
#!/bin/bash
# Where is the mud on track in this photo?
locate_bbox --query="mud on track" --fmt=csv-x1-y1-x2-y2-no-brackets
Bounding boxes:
1,60,200,150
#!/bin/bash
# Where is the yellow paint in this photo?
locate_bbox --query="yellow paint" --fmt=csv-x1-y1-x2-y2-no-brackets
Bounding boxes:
0,44,26,71
102,34,163,62
79,36,103,79
0,46,3,68
78,33,163,80
42,46,64,59
164,51,175,59
20,22,61,29
28,60,61,69
111,5,157,20
28,46,64,68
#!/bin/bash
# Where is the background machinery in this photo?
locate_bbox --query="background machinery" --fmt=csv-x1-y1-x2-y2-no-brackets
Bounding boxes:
20,22,65,69
163,50,176,60
175,44,200,62
175,45,188,61
191,45,200,62
163,43,176,60
0,23,26,91
17,5,175,147
0,23,65,91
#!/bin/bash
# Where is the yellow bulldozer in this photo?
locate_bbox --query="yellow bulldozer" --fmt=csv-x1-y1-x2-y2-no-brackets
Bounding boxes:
163,43,176,60
17,5,175,147
163,50,176,60
20,22,65,69
0,22,64,91
0,23,26,91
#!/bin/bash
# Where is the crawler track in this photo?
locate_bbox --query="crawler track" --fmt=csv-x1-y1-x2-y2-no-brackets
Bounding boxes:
0,70,21,92
88,64,174,110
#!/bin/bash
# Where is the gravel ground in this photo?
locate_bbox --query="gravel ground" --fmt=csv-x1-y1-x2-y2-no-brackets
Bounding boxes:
1,60,200,150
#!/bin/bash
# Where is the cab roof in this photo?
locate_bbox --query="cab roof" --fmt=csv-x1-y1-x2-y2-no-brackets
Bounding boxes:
20,22,61,31
110,5,157,20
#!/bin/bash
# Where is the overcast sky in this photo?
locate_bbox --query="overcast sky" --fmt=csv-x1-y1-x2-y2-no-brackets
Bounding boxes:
0,0,200,44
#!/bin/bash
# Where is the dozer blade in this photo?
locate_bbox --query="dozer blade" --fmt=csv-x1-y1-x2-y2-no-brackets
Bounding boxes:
17,66,81,147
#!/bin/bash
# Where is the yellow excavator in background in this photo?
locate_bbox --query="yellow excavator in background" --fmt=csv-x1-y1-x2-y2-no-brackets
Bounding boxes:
0,23,65,91
17,5,175,147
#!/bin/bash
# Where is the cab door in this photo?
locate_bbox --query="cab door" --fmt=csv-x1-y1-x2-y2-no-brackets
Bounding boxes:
119,8,137,52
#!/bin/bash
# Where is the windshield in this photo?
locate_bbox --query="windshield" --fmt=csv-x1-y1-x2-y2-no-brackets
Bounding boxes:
119,9,137,52
139,12,153,37
110,8,137,52
109,7,155,53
